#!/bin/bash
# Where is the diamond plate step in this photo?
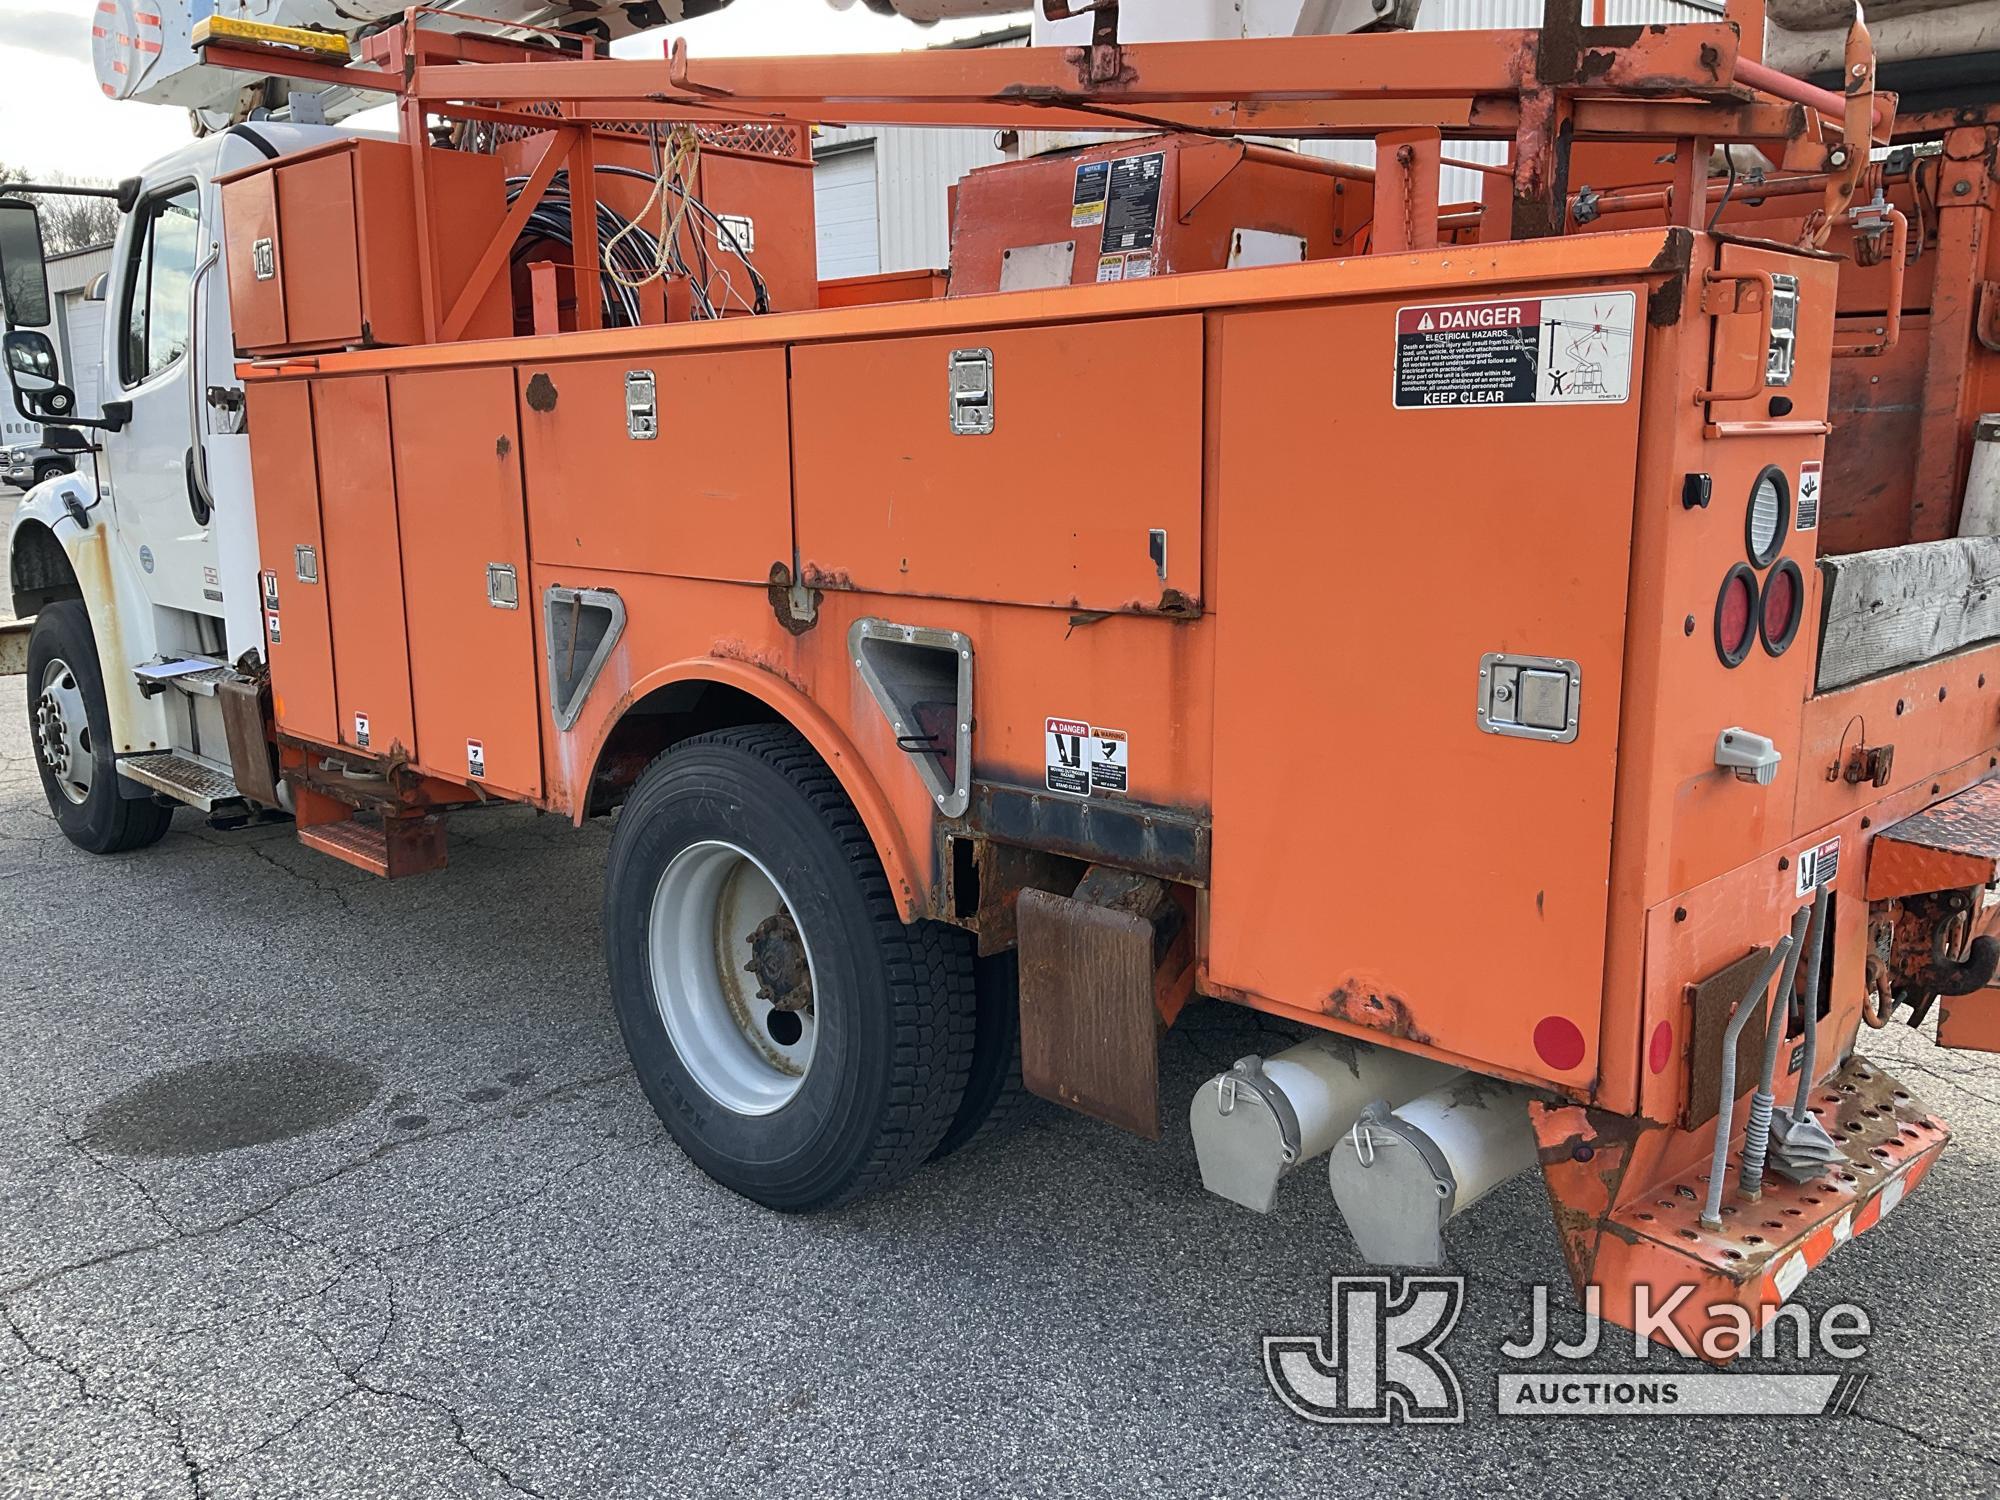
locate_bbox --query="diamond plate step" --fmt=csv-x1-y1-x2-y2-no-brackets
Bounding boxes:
116,753,241,811
298,813,447,879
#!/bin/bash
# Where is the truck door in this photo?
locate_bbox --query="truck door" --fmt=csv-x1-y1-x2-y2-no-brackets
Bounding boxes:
99,178,225,626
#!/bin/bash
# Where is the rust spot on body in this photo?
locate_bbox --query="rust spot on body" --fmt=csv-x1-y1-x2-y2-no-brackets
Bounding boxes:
711,636,809,694
524,372,558,413
495,434,511,460
1324,984,1433,1046
800,562,854,591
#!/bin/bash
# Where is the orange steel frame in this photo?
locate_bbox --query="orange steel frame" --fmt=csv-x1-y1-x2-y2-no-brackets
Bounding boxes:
208,8,1997,1350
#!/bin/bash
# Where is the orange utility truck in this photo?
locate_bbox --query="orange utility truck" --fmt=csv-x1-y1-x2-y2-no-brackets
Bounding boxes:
6,1,2000,1355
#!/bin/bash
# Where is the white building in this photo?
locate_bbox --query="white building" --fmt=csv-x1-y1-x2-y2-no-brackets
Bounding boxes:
810,0,1722,279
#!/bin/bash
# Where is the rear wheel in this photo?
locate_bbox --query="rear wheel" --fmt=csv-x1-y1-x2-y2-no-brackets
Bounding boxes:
931,949,1036,1159
27,601,172,855
604,725,975,1211
32,460,64,487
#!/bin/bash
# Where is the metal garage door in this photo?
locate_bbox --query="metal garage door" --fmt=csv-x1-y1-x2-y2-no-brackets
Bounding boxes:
813,145,881,281
62,296,106,417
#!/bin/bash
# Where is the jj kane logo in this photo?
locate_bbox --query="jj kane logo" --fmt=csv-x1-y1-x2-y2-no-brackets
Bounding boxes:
1266,1277,1874,1425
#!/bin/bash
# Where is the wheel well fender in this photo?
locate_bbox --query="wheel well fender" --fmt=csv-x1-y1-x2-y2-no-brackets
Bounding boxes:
574,658,926,920
8,518,81,619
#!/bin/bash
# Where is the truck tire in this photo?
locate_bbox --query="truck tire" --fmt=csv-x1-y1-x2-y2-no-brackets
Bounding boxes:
33,460,64,487
604,725,975,1211
931,948,1036,1159
26,600,172,854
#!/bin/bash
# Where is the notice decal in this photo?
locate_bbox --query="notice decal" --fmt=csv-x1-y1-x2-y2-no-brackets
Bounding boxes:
1797,460,1823,531
1394,291,1635,409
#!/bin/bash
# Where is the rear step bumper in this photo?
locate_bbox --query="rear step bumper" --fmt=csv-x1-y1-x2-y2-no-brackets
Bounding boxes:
298,812,448,879
1534,1055,1948,1359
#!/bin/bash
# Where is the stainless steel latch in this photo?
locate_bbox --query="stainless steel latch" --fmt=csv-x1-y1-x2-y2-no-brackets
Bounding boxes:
487,563,519,609
948,348,994,436
1477,652,1581,743
625,370,657,441
294,544,318,584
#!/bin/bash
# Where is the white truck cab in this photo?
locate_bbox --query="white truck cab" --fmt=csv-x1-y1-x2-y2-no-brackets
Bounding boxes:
5,124,346,848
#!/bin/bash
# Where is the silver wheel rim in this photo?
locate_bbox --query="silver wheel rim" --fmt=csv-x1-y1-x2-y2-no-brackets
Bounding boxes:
648,840,818,1115
34,656,93,806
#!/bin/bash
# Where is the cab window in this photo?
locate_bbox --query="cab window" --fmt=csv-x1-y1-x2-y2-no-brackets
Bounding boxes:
120,186,200,386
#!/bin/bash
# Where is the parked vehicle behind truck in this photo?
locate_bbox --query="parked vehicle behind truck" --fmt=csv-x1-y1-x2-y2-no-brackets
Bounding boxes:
7,0,2000,1359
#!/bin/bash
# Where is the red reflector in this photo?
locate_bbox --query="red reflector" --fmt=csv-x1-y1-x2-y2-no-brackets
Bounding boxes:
1649,1019,1674,1075
1715,565,1757,667
1533,1015,1587,1072
1760,558,1805,656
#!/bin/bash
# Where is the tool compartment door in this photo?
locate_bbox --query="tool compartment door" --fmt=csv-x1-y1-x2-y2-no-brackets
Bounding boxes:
312,375,416,759
517,351,792,582
390,366,541,798
789,317,1203,611
1205,292,1644,1087
245,380,336,746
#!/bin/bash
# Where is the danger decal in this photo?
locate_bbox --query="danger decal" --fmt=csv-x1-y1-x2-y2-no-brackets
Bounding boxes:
1045,717,1132,798
1393,291,1636,409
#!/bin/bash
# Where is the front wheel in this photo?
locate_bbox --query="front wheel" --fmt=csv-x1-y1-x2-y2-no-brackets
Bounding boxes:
27,600,172,855
32,461,64,487
604,725,975,1211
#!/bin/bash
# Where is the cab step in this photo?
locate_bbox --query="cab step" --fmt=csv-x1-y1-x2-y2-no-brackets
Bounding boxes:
298,812,447,879
116,752,241,811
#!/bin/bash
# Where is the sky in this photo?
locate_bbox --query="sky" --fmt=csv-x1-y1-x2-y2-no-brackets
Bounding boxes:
0,0,1005,181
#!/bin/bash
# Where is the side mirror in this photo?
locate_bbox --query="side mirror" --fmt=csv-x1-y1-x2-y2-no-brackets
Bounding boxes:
3,329,78,422
0,198,53,329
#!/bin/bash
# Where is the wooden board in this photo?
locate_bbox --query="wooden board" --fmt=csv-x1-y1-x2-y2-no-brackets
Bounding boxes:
1817,536,2000,691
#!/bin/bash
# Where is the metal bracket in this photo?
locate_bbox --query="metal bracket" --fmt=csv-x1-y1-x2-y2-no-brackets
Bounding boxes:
293,544,318,584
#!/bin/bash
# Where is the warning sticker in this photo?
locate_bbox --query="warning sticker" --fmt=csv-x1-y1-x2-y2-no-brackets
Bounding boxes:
1046,717,1091,795
1797,460,1823,531
260,570,279,611
467,739,487,780
1393,291,1635,409
1100,151,1165,255
265,611,281,645
1796,835,1840,897
1096,254,1126,284
354,712,371,750
1071,160,1110,228
1123,254,1154,280
1089,726,1129,795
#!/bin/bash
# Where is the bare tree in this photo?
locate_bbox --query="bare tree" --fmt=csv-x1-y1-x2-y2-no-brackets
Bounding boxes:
0,163,120,254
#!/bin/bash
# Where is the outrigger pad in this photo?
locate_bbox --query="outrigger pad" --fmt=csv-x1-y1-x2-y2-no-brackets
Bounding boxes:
1531,1056,1948,1361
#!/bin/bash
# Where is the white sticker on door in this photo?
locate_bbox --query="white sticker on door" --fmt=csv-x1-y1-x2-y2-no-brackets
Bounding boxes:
1796,835,1840,896
1394,291,1635,408
467,738,487,780
1045,717,1090,795
354,712,371,749
1797,459,1823,531
1090,726,1129,794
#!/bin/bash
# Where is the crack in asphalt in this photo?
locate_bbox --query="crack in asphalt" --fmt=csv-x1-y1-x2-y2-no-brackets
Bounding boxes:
2,1066,631,1300
1853,1406,2000,1469
3,1298,209,1499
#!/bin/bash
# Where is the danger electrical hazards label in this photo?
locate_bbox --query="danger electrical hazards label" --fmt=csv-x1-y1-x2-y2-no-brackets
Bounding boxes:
1393,291,1635,409
1046,717,1130,797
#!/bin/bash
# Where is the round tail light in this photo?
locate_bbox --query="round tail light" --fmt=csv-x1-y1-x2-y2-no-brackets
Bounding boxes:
1746,465,1790,566
1760,557,1804,655
1715,564,1757,667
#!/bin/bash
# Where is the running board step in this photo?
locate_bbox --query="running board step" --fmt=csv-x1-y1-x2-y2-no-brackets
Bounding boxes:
116,753,241,811
298,813,447,879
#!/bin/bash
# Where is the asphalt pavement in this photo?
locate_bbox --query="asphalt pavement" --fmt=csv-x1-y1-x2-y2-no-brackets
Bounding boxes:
1,664,1997,1498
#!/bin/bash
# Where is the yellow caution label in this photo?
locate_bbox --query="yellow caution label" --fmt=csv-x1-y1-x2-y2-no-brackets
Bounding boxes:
191,16,351,58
